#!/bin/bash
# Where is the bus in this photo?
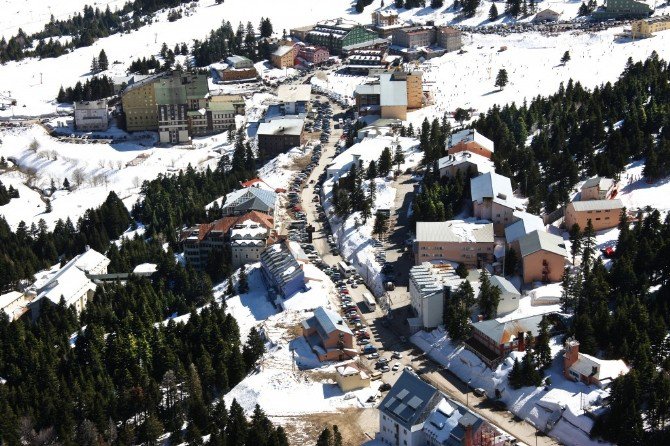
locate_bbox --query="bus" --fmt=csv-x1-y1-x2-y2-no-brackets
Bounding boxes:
338,260,354,278
363,293,376,312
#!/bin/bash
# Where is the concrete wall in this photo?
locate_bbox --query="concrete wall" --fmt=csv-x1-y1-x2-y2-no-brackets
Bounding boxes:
381,105,407,120
564,204,620,231
415,241,494,267
447,142,492,159
522,250,566,284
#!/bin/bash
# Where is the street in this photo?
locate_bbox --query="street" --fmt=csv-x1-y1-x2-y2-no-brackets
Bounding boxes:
298,91,559,446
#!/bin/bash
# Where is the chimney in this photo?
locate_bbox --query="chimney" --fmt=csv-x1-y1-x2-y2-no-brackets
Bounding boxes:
464,423,473,446
563,337,580,379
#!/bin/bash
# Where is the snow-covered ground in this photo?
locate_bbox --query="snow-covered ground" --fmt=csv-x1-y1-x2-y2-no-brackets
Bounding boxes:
210,263,380,419
412,328,613,446
0,124,222,229
321,136,422,296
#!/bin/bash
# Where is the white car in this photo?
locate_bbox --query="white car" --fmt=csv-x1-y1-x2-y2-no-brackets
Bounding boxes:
392,363,401,372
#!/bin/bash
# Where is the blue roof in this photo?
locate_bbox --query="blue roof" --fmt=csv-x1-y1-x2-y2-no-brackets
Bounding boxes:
379,370,439,428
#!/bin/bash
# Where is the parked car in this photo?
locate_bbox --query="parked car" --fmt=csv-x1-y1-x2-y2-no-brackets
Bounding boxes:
391,351,402,359
392,363,401,372
358,338,370,345
473,388,487,398
381,365,391,373
367,352,380,359
379,383,392,392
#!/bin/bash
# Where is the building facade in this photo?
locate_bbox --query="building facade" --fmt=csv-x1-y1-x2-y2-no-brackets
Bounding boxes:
447,129,495,159
181,211,274,270
121,73,166,132
271,45,297,68
470,172,521,235
563,338,630,388
409,263,463,331
438,151,495,179
257,119,306,157
307,18,379,54
518,230,568,284
302,306,356,361
297,45,330,65
74,100,108,131
260,241,306,298
414,220,495,267
335,363,370,392
564,199,623,232
631,17,670,38
437,26,463,52
392,26,436,48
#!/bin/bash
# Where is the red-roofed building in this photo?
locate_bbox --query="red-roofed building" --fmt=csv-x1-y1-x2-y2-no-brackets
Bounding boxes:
181,211,276,270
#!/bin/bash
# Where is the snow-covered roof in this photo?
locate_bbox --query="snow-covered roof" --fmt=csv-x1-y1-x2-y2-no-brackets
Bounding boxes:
437,151,495,174
581,177,614,192
504,211,545,244
308,306,353,336
222,187,277,214
276,84,311,103
272,45,295,57
133,263,158,274
569,348,629,383
449,129,494,153
354,83,381,96
518,230,567,258
72,248,110,274
34,261,96,307
415,219,494,244
490,275,520,296
336,363,369,379
257,118,305,137
230,219,269,240
470,172,514,206
473,314,546,344
569,199,624,212
379,72,407,107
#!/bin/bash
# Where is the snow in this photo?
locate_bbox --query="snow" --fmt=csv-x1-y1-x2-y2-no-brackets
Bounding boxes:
411,328,613,446
133,263,157,274
495,295,561,323
0,125,219,229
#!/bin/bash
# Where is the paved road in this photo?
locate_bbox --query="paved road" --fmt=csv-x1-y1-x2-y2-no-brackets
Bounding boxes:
297,94,558,446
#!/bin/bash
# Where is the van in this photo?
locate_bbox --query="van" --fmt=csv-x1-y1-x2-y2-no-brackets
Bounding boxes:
370,371,382,381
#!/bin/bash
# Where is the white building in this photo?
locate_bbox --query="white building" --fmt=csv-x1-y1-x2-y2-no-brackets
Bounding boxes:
487,275,521,317
30,248,110,317
437,151,495,179
276,84,312,115
230,218,271,269
74,100,109,131
0,291,33,322
408,262,463,332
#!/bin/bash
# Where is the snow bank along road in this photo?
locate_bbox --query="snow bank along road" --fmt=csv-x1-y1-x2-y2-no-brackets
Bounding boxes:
299,95,555,445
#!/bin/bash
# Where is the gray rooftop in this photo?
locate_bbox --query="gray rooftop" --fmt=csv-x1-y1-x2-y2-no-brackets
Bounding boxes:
415,220,494,244
257,119,305,137
518,230,567,258
312,306,352,337
504,211,545,244
380,370,441,429
489,275,520,296
449,129,494,153
570,199,624,212
473,314,546,345
470,172,514,205
223,187,277,213
74,100,106,110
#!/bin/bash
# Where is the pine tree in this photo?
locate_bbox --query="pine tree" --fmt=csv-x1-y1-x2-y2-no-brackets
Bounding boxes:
45,198,52,213
237,265,249,294
63,178,71,190
378,147,393,176
560,50,571,65
478,270,501,319
431,0,445,7
569,223,582,264
90,56,99,73
393,144,405,172
98,49,109,71
489,3,499,20
535,317,552,369
316,427,333,446
495,69,508,90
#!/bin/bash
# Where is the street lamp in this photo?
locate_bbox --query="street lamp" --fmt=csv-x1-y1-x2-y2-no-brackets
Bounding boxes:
466,379,472,407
